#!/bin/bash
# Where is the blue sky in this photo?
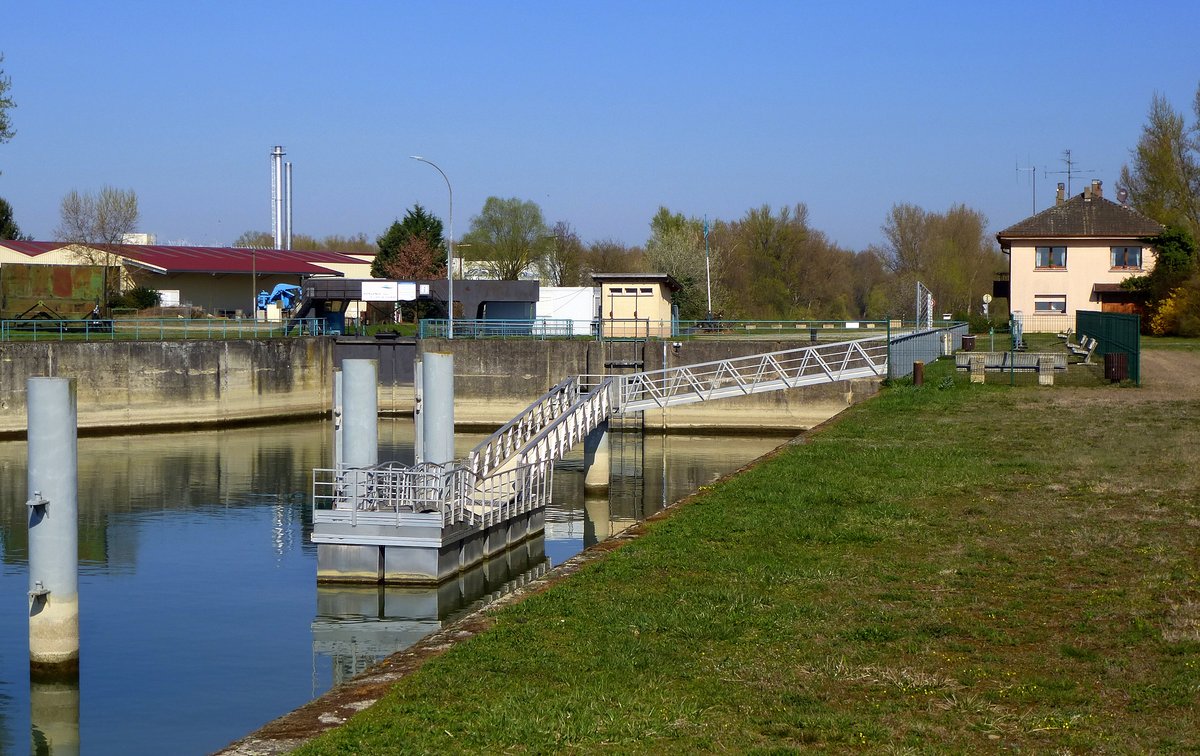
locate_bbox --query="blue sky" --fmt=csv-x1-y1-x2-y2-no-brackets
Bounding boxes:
1,1,1197,251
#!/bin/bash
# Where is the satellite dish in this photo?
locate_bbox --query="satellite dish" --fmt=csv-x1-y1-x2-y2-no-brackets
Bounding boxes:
1118,188,1129,204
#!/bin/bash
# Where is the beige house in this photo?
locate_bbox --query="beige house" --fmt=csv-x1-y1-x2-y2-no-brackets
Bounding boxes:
593,273,681,338
996,181,1162,332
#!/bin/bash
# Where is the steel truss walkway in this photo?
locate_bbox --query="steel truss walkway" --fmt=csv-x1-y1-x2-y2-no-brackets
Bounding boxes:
311,335,892,560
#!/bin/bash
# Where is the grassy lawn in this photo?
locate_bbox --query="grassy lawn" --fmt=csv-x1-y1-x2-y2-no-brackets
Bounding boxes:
299,356,1200,754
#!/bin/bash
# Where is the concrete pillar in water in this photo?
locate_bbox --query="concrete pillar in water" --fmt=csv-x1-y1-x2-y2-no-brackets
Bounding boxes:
421,351,455,466
341,359,378,468
27,377,79,680
332,368,344,469
583,421,610,490
30,679,80,755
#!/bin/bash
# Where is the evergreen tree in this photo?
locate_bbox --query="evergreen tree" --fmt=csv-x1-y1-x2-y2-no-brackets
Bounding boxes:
372,204,446,279
0,196,25,240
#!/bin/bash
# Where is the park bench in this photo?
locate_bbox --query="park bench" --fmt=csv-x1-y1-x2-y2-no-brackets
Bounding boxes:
955,351,1067,385
1066,336,1098,365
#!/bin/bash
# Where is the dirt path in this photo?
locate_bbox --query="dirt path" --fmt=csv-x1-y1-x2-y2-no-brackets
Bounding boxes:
1138,349,1200,397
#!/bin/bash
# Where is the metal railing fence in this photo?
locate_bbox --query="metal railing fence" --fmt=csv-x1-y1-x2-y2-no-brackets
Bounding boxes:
418,317,902,342
312,457,554,528
419,318,575,339
0,317,326,342
886,323,968,379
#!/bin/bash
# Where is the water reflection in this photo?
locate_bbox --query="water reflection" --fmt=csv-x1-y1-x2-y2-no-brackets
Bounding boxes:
0,419,786,755
314,537,549,686
30,679,78,756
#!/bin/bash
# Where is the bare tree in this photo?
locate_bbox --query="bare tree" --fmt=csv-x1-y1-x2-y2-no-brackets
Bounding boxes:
0,53,15,170
539,221,585,286
55,186,140,303
56,186,140,253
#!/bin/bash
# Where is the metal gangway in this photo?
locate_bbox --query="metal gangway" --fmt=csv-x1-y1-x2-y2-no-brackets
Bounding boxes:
468,335,889,484
314,334,893,528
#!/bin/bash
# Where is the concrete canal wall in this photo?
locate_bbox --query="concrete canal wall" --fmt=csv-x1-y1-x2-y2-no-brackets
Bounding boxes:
1,336,880,437
0,339,333,437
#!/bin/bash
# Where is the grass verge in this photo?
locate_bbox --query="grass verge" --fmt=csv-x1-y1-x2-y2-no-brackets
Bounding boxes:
299,357,1200,753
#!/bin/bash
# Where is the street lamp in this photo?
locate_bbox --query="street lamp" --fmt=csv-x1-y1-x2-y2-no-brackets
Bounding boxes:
410,155,454,339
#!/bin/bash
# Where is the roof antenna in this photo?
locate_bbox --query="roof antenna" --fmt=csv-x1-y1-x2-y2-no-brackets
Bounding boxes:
1044,149,1095,196
1015,158,1036,214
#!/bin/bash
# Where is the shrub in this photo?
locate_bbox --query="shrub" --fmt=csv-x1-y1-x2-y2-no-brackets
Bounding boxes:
107,286,162,311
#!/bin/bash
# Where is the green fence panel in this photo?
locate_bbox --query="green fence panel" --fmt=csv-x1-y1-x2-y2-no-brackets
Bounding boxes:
1076,311,1140,384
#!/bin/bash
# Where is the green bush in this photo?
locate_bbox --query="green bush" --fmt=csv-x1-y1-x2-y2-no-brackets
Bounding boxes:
107,286,162,311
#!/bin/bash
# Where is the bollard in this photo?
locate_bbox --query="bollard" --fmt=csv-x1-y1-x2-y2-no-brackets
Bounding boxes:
421,352,455,466
913,361,924,386
27,377,80,680
583,421,611,490
341,359,378,469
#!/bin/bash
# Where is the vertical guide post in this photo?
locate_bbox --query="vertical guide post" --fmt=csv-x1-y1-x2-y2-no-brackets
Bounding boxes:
332,368,344,469
421,352,455,466
413,356,424,464
27,377,80,680
342,359,378,469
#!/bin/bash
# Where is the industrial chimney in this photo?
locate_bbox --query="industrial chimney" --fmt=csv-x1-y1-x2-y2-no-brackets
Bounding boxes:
271,146,292,250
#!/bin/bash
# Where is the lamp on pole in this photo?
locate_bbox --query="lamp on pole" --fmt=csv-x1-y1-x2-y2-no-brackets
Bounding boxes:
410,155,454,339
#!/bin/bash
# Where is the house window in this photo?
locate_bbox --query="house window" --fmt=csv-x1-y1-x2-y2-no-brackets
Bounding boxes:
1033,295,1066,314
1035,246,1067,269
1110,246,1142,269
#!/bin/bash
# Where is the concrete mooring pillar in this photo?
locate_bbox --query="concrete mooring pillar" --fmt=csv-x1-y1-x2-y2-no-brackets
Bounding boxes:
27,377,80,681
341,359,378,468
583,421,611,490
332,368,344,468
421,351,455,466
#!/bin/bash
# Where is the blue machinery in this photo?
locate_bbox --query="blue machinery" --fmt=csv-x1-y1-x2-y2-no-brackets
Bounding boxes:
311,335,897,585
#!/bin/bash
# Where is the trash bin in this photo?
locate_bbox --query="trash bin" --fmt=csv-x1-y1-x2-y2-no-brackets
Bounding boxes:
961,334,976,352
1104,352,1128,382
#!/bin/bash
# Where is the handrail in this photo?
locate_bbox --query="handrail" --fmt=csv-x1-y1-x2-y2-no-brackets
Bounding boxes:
420,318,575,339
0,316,326,342
465,376,580,477
611,336,890,412
516,378,613,467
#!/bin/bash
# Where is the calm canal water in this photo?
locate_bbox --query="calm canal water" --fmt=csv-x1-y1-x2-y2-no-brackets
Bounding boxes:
0,419,787,754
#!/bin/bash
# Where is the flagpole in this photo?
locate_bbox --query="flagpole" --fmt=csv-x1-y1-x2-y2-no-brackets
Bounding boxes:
704,215,712,319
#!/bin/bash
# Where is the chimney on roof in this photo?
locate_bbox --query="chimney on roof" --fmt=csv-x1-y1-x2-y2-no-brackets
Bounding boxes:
1092,179,1102,199
1056,183,1065,205
1084,183,1093,201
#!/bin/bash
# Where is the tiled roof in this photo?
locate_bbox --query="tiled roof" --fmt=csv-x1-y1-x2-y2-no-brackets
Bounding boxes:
997,193,1163,240
0,241,364,275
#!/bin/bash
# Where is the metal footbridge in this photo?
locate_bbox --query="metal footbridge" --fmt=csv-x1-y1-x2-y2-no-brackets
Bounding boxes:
313,335,890,532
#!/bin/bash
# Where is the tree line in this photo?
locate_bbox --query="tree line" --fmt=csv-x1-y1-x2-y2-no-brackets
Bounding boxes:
6,41,1195,332
1117,82,1200,336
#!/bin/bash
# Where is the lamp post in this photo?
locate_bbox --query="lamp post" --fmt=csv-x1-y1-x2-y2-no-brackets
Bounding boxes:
410,156,454,339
